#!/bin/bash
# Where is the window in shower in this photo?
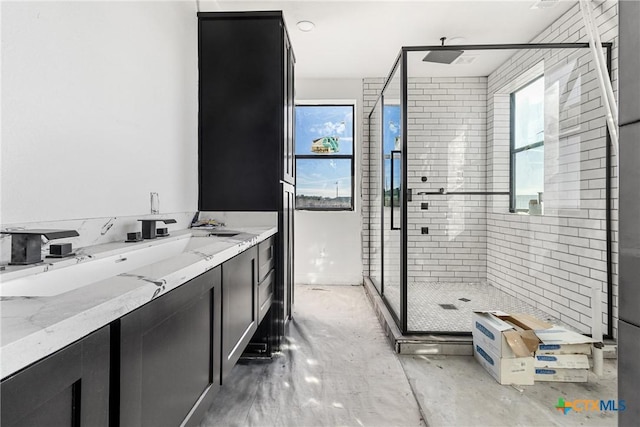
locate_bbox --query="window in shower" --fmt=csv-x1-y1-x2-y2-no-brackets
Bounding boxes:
510,76,545,214
294,104,355,210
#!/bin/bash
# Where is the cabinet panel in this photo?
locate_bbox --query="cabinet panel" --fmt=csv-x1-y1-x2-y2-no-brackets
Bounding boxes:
619,122,640,327
140,295,210,427
1,326,110,427
619,320,640,426
258,236,275,283
284,185,295,320
272,183,295,352
198,13,287,211
619,0,640,125
222,246,258,380
120,268,221,427
259,269,275,323
16,384,75,427
283,35,295,184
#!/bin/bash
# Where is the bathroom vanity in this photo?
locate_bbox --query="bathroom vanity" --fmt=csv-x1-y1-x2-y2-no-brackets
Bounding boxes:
0,228,277,427
2,9,296,426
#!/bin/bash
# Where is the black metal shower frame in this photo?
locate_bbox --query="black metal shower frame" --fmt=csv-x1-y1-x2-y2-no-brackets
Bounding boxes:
367,42,615,338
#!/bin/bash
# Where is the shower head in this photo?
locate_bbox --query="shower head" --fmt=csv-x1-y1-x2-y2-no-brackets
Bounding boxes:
422,37,464,64
422,50,464,64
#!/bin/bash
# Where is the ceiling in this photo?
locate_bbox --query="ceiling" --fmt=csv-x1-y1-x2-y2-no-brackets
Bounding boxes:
199,0,578,79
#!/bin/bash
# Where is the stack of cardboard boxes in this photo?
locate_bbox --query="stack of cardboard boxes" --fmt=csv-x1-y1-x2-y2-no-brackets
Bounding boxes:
533,327,595,382
472,311,598,385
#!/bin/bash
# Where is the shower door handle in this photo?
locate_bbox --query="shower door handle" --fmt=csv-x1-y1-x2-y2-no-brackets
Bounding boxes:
390,150,401,230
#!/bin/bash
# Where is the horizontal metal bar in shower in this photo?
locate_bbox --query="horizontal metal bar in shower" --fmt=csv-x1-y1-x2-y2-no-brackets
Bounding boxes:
416,191,511,196
401,42,613,51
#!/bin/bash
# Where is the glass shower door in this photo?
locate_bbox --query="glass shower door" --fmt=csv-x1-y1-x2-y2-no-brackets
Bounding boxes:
382,64,403,321
368,100,383,293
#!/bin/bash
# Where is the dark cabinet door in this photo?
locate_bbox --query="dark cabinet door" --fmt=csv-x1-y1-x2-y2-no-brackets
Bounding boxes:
119,268,221,427
285,185,295,320
198,12,288,211
283,35,295,185
273,182,295,351
1,326,110,427
258,236,276,283
221,246,258,380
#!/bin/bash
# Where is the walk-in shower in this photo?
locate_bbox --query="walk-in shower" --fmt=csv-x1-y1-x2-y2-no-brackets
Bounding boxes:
364,43,615,338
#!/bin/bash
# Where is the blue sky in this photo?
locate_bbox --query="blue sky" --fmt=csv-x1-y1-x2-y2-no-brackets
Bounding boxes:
383,105,401,191
296,158,352,198
295,105,353,156
295,105,353,198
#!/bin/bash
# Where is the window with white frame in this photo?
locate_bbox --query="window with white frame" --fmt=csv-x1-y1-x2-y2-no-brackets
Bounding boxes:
510,76,545,214
294,104,355,210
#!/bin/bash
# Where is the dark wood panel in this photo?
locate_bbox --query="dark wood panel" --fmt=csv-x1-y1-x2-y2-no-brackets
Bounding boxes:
619,0,640,125
198,14,285,211
272,184,295,351
258,236,275,283
259,269,275,323
221,246,258,380
284,39,295,185
289,190,295,315
140,295,210,427
181,276,222,427
1,326,110,427
283,185,295,321
14,382,75,427
80,327,111,426
120,268,221,427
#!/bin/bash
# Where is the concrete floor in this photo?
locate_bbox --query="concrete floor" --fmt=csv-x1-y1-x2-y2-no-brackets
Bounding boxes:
199,285,425,426
401,355,617,427
199,285,618,427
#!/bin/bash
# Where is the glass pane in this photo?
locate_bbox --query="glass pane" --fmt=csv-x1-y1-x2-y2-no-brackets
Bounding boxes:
514,146,544,212
295,105,354,155
383,104,402,220
514,77,544,149
543,48,607,216
368,100,382,292
295,158,352,209
382,63,402,322
404,50,497,332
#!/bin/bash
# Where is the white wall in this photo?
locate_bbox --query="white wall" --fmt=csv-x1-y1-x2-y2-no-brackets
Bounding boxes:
1,1,198,224
294,78,363,285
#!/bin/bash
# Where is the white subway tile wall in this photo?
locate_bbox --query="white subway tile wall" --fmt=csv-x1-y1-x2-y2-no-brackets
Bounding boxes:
406,77,488,284
486,0,618,337
363,78,386,285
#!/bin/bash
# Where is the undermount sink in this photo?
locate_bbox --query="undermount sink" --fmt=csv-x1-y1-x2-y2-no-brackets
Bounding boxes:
1,236,194,298
207,230,240,237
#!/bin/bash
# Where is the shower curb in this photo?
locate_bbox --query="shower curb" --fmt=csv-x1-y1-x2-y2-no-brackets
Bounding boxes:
363,278,473,355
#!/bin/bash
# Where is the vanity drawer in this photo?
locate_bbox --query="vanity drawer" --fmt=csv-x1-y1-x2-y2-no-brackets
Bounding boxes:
258,236,275,283
258,269,275,323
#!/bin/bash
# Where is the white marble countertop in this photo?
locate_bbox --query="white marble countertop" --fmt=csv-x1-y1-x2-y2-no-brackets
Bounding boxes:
0,226,276,380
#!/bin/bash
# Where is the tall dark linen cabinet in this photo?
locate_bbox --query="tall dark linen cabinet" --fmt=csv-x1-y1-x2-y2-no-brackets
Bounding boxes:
198,11,295,351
